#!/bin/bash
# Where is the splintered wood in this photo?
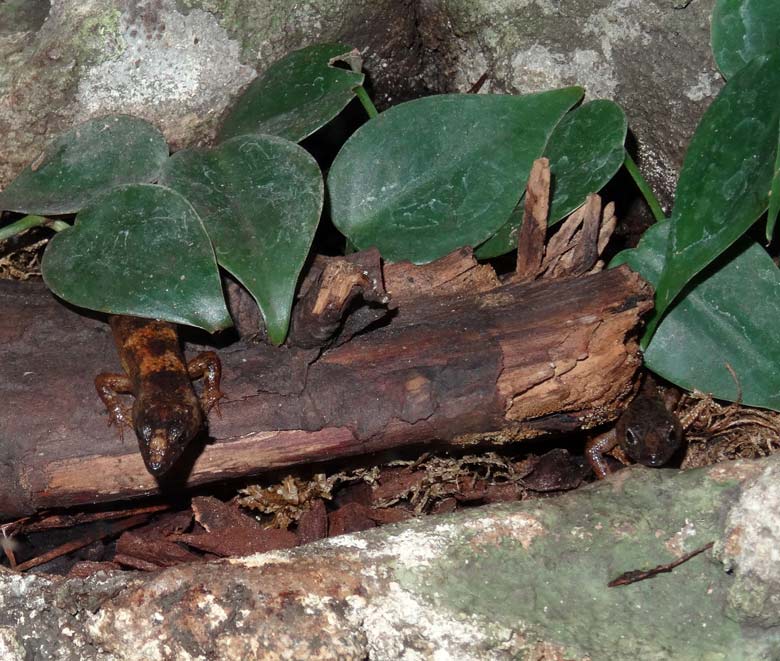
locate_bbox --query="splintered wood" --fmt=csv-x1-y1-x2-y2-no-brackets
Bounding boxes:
513,157,617,283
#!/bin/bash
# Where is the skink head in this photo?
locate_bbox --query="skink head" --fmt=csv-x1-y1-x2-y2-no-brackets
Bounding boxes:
134,400,202,475
623,422,683,467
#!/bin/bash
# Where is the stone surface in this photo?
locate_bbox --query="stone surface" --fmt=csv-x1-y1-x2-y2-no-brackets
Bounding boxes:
416,0,722,210
0,0,419,188
2,0,722,206
2,456,780,659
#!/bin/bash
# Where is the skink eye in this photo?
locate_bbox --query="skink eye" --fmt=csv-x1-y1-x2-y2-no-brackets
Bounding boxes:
625,427,640,447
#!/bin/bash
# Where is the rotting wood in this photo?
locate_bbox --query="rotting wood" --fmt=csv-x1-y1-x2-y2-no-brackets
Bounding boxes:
514,157,550,282
0,257,652,517
289,248,390,349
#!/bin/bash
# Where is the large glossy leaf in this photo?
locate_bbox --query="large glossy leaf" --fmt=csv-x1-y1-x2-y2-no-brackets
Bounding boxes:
328,88,584,264
612,221,780,411
41,184,231,333
159,134,323,345
473,205,524,260
0,115,168,215
545,100,627,222
217,43,364,144
653,53,780,327
767,129,780,241
711,0,780,78
475,99,626,259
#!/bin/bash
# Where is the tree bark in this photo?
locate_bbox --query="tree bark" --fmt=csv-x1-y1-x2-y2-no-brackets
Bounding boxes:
0,263,651,518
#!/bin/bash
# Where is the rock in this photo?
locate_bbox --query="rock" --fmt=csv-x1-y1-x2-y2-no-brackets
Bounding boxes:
2,456,780,658
416,0,722,208
2,0,721,211
0,0,420,188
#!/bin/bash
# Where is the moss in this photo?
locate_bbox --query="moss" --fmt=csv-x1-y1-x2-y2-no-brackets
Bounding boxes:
75,7,124,65
395,467,770,659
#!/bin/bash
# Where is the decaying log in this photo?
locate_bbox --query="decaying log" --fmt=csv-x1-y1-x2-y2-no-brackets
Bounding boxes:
289,248,390,349
0,454,776,659
0,259,652,518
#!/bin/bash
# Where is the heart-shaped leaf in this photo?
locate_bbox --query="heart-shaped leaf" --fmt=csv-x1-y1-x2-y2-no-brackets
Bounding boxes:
217,43,364,144
328,88,584,264
711,0,780,79
767,129,780,241
545,100,627,222
41,184,231,333
612,221,780,411
473,205,524,260
475,99,626,259
0,115,169,215
653,53,780,328
159,134,323,344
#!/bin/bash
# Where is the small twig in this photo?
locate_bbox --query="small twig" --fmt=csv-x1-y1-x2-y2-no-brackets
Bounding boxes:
21,504,170,533
608,541,714,587
14,513,152,572
466,72,489,94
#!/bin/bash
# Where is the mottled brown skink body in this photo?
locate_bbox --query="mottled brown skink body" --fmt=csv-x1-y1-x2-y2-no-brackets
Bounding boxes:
95,315,222,476
586,379,683,479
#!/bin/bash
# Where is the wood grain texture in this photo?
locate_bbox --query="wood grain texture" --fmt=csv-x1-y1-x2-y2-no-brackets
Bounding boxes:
0,264,652,517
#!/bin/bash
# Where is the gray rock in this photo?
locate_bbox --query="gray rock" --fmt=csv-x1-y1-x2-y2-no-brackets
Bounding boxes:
0,0,419,189
416,0,722,208
2,456,780,659
1,0,722,211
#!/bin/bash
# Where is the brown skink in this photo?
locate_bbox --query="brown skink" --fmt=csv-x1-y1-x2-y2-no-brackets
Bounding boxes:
586,379,683,479
95,315,223,476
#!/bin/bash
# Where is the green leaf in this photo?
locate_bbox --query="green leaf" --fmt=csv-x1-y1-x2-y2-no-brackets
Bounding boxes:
473,204,524,260
767,125,780,242
612,221,780,411
41,184,231,333
0,115,168,215
475,99,627,259
653,53,780,328
159,134,323,345
217,43,364,144
712,0,780,79
328,88,584,264
545,100,627,222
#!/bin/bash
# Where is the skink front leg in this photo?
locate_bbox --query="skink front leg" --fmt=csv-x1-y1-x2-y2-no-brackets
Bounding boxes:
94,372,133,440
187,351,224,416
585,428,619,480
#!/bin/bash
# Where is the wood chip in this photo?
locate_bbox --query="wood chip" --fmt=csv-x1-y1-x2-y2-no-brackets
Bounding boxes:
115,530,201,569
297,499,328,545
515,158,551,282
328,502,376,537
172,527,297,557
192,496,262,533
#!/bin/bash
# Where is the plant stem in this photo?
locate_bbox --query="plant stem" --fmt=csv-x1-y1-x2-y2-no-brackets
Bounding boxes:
49,220,70,232
624,150,667,223
0,215,69,242
355,85,379,119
